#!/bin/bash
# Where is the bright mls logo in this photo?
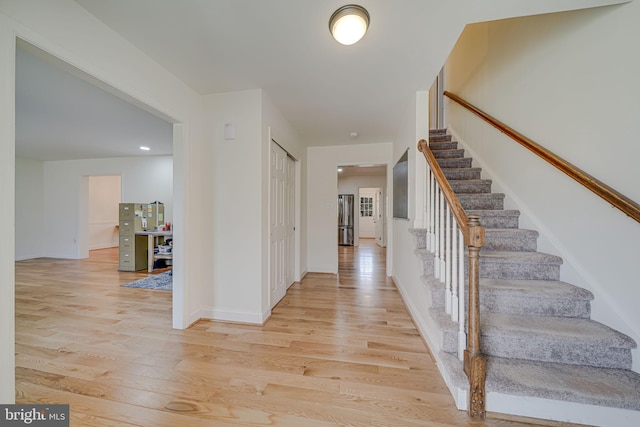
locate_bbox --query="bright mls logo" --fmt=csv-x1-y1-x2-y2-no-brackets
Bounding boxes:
0,405,69,426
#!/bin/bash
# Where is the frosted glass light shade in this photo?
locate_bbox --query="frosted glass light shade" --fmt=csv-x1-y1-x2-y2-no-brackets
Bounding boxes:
329,5,370,45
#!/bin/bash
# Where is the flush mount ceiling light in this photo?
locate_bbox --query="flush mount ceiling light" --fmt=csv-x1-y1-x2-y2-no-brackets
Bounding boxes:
139,146,150,151
329,4,370,45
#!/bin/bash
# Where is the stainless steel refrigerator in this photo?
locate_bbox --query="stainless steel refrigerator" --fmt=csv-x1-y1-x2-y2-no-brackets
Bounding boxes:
338,194,354,246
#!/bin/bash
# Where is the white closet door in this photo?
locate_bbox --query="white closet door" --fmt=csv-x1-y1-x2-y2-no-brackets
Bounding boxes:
270,141,294,308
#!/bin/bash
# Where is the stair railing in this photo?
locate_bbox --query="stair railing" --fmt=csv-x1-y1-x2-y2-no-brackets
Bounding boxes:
444,91,640,223
418,139,487,419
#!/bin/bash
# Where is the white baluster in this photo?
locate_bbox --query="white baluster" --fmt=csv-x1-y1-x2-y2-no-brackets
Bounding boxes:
445,204,452,314
430,174,436,252
451,219,459,322
433,184,440,279
458,228,466,361
439,190,446,283
422,162,428,228
426,169,432,251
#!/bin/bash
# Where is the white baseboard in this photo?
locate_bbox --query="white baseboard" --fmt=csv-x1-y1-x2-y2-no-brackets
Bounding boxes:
15,253,43,261
487,392,640,427
89,243,118,251
306,266,337,274
190,307,270,326
297,269,308,282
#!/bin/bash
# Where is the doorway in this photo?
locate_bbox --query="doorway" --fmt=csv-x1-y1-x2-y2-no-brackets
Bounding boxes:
88,175,121,251
14,43,181,312
337,165,387,248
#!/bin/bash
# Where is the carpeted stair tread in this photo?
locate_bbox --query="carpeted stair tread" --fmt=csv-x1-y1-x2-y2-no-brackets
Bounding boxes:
450,179,493,194
442,167,482,180
439,351,640,411
429,141,458,150
485,355,640,411
429,133,451,139
479,250,562,265
421,284,633,369
477,250,562,281
458,193,505,210
481,278,593,318
467,209,520,229
482,313,636,348
429,133,450,140
429,133,451,143
426,275,593,318
436,157,473,168
481,312,636,368
481,278,593,300
432,149,465,159
484,229,538,251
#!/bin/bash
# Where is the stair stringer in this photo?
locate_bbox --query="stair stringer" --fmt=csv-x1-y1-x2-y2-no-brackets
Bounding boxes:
393,269,469,411
448,126,640,372
396,230,469,411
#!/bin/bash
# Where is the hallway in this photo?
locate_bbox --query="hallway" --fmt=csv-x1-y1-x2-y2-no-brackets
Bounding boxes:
337,238,389,288
15,246,572,426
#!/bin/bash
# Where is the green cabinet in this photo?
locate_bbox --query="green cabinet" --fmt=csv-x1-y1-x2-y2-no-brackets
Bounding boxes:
118,202,166,271
118,203,147,271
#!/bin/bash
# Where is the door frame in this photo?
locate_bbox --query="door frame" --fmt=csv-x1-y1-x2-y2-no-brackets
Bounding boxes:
6,33,188,403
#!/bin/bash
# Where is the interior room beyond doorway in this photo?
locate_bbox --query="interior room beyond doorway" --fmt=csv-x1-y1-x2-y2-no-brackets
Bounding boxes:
337,164,387,248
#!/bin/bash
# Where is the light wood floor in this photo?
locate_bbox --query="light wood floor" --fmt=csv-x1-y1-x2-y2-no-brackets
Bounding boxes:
15,240,577,426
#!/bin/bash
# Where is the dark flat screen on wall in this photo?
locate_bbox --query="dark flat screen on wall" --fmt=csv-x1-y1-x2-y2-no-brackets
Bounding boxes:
393,149,409,219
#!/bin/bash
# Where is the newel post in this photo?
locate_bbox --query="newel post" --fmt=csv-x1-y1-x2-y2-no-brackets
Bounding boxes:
464,215,486,418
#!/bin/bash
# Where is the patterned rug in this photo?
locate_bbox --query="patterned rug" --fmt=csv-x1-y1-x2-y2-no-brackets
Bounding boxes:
121,271,172,291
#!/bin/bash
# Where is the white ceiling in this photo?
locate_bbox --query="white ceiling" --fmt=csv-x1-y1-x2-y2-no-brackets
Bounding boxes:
14,0,624,161
73,0,460,148
16,43,174,161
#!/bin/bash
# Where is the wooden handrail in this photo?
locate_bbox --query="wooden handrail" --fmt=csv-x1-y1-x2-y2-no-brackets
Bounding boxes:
444,91,640,223
417,138,487,419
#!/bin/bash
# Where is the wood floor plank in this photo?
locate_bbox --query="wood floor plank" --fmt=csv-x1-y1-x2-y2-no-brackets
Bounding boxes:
14,243,587,426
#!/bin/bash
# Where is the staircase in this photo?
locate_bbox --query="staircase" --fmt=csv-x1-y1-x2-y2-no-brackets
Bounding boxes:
411,129,640,426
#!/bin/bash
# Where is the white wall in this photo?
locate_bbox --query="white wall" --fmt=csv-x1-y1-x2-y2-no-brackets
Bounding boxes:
203,89,263,323
0,21,15,403
390,92,433,348
307,143,392,274
15,157,43,260
201,89,305,324
88,175,120,250
444,1,640,370
40,156,172,259
337,176,387,246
